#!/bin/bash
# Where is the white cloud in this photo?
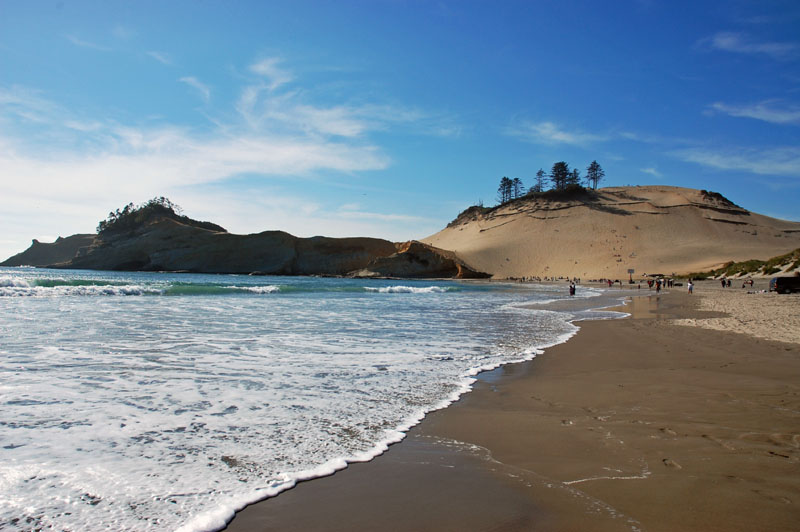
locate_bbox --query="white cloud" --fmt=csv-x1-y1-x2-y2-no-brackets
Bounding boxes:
0,128,389,197
708,32,799,60
63,120,104,132
147,51,172,65
249,57,294,90
709,100,800,125
235,84,431,139
507,120,608,146
641,167,662,178
288,104,369,137
673,146,800,177
179,76,211,103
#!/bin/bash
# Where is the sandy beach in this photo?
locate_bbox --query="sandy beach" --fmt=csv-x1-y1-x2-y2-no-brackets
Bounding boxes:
226,281,800,531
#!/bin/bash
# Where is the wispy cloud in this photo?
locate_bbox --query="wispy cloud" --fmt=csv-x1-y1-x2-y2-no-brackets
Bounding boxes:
707,32,799,60
179,76,211,103
506,120,608,146
147,51,172,65
63,120,104,132
0,130,388,197
641,167,663,178
708,100,800,125
0,80,391,201
673,146,800,177
64,34,111,52
235,70,436,139
0,85,59,123
249,57,294,91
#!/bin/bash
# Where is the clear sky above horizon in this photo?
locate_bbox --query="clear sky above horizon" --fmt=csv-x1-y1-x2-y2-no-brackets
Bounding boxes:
1,0,799,261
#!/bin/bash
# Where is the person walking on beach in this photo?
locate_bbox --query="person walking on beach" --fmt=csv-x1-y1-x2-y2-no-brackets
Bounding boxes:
688,280,693,294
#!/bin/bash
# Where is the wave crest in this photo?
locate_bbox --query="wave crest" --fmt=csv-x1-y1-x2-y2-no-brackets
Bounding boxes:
365,285,449,294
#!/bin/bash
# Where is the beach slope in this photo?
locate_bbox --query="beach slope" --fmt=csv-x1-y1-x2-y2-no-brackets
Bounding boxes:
227,284,800,531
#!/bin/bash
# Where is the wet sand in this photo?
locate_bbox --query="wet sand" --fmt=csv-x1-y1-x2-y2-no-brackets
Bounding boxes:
226,284,800,531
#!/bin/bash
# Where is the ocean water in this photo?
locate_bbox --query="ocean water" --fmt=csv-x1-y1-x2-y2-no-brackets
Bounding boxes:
0,268,626,531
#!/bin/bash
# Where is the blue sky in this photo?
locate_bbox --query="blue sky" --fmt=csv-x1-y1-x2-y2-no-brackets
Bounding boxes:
1,0,799,260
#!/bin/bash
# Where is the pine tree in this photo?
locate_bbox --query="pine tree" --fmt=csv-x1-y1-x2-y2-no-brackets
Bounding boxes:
566,168,581,187
550,162,570,190
511,177,525,199
496,176,513,204
585,160,605,189
533,169,546,193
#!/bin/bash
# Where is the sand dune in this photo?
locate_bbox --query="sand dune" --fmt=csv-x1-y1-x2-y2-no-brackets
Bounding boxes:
424,185,800,279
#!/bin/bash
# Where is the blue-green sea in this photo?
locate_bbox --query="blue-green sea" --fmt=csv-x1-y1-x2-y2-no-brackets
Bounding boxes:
0,267,626,531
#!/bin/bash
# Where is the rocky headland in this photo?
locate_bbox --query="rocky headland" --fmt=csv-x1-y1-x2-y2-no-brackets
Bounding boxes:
1,200,488,279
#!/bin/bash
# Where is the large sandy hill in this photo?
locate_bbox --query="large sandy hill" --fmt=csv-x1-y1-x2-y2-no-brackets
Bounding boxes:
423,186,800,279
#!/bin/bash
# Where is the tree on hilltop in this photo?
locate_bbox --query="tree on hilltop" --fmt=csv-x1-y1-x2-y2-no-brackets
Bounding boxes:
585,160,605,189
550,161,570,190
497,176,527,204
96,197,225,234
532,169,546,193
511,177,525,199
496,176,513,204
567,168,581,187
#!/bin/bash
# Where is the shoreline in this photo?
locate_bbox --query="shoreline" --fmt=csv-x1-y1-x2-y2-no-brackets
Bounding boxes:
226,283,800,531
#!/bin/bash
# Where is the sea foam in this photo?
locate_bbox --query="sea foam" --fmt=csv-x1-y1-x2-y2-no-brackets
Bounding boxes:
0,268,625,531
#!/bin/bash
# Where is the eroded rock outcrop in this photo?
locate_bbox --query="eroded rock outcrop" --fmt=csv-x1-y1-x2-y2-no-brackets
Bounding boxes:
350,241,490,279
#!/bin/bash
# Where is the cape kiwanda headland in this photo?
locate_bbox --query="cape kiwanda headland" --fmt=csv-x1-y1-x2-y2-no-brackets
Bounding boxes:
424,185,800,279
0,199,488,279
4,186,800,279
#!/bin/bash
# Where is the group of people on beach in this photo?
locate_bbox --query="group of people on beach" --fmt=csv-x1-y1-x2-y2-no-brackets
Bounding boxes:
719,277,754,289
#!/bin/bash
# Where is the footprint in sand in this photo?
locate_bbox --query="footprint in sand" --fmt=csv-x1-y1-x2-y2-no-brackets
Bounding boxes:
702,434,736,450
752,489,792,504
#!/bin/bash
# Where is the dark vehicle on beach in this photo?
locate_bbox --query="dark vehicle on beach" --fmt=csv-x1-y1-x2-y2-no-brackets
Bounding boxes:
769,276,800,294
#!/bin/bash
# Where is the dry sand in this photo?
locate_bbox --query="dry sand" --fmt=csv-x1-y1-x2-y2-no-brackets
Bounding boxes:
226,287,800,532
674,279,800,345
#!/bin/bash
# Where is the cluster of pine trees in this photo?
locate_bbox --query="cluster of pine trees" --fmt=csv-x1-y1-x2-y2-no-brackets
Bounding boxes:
96,197,226,234
496,160,604,205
